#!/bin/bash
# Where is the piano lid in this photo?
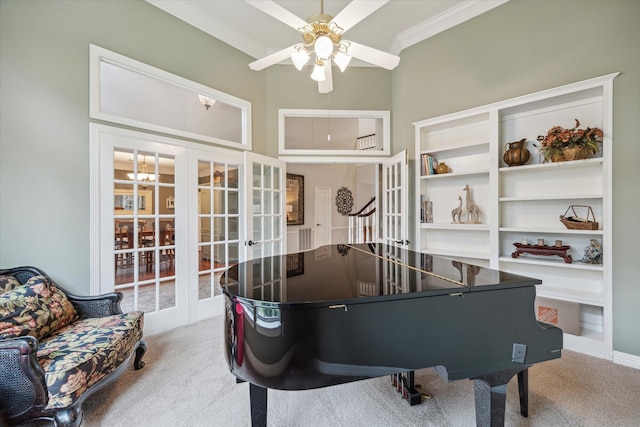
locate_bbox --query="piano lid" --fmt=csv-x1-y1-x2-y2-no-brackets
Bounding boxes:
221,243,541,307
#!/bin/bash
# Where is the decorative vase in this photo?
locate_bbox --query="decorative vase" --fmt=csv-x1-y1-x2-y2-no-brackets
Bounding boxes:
503,138,530,166
435,162,449,174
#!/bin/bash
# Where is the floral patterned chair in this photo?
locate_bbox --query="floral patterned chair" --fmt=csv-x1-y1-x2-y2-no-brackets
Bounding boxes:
0,266,146,426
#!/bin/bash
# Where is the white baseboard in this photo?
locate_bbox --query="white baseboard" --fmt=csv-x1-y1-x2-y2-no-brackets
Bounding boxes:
613,350,640,370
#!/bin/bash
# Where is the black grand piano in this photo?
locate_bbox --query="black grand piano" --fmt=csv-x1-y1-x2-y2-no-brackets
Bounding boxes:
221,243,562,426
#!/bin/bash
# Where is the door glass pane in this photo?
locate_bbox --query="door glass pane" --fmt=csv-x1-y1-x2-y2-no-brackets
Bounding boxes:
264,190,272,215
253,216,262,241
214,162,224,187
214,218,225,241
228,166,239,189
253,190,262,214
214,189,225,213
199,272,212,299
273,217,281,240
273,167,280,191
253,163,261,188
229,242,239,264
274,191,281,215
264,165,272,189
199,161,211,186
229,190,238,214
265,216,272,240
159,155,175,185
229,217,238,240
200,218,211,242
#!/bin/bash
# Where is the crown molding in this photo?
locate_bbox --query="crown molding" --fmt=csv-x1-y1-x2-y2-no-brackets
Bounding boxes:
146,0,267,59
393,0,510,54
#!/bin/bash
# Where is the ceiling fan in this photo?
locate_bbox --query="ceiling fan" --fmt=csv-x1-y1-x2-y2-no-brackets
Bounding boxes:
246,0,400,93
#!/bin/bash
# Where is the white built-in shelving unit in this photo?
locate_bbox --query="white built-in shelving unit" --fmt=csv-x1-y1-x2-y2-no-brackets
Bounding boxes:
414,73,618,359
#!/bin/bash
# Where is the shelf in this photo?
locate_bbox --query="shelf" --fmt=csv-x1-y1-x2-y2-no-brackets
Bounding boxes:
499,227,603,235
536,285,604,306
421,223,489,231
421,169,489,180
499,255,603,271
415,74,615,360
420,142,489,156
422,248,490,260
499,194,602,202
499,157,603,173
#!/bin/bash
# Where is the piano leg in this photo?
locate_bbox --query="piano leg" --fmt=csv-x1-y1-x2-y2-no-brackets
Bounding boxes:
472,367,526,427
517,369,528,417
249,383,267,427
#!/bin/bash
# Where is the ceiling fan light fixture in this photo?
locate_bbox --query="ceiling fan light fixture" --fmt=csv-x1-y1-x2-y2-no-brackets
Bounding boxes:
310,61,326,81
291,47,311,71
313,35,334,60
334,51,351,72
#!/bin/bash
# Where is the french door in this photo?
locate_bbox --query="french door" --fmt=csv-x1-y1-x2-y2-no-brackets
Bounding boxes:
381,150,409,294
190,150,244,321
382,150,409,248
244,152,286,260
93,125,288,334
94,125,189,334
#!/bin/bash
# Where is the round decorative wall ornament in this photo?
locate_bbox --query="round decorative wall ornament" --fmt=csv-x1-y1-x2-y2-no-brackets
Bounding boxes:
335,187,354,216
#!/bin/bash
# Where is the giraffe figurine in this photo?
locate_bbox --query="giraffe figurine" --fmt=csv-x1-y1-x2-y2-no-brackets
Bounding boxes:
463,185,481,224
451,195,463,223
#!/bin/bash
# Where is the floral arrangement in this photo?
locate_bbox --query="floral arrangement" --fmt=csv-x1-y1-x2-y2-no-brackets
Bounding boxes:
535,119,603,162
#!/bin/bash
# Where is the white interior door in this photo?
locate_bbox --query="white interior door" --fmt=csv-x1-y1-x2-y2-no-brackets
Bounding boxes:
244,152,286,260
315,186,332,248
94,125,188,335
190,149,243,321
382,150,409,248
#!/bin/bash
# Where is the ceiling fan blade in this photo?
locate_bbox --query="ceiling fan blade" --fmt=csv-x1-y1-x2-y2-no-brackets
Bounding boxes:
318,61,333,94
330,0,389,33
347,41,400,70
249,45,297,71
245,0,309,32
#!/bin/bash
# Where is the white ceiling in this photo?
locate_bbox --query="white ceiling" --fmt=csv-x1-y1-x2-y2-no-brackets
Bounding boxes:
146,0,509,67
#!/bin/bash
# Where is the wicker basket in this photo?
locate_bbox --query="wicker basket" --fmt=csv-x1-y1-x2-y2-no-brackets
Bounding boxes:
551,146,589,162
560,205,599,230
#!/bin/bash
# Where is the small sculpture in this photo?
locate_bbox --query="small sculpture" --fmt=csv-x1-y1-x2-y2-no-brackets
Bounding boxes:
463,185,481,224
581,239,602,264
451,196,463,223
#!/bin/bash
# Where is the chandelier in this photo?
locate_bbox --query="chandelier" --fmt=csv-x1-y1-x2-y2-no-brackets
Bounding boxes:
290,5,352,82
127,155,156,182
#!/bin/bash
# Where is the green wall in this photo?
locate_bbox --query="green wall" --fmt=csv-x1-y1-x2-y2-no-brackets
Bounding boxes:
392,0,640,357
0,0,264,291
1,0,639,358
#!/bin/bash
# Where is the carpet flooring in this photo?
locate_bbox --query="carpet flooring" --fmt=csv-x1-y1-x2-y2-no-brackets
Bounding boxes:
81,316,640,426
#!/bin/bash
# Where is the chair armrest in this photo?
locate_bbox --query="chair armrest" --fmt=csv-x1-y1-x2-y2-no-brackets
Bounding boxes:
67,291,125,318
0,336,49,422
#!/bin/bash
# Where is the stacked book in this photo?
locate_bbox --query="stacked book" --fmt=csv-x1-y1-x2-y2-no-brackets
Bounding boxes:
419,195,433,223
420,154,438,176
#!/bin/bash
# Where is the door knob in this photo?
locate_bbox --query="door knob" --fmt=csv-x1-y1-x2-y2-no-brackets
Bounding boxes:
248,240,261,246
